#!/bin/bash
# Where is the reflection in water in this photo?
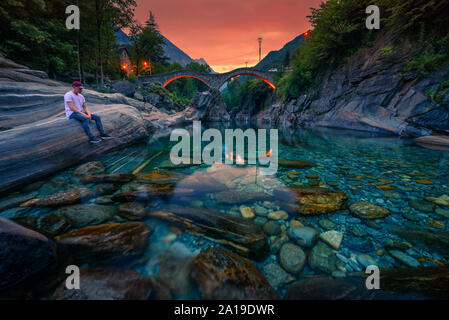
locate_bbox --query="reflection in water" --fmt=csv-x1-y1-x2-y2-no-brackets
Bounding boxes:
1,123,449,299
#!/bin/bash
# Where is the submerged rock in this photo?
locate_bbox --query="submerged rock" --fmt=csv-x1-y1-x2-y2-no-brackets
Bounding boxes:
23,187,94,207
285,277,357,300
349,201,390,219
385,225,449,259
240,207,255,219
279,243,306,274
0,218,57,289
425,195,449,207
191,247,278,299
72,161,105,179
52,204,117,229
288,226,319,248
388,250,420,268
52,267,168,300
308,241,337,273
408,199,435,213
149,205,269,261
136,169,186,185
277,159,315,169
274,186,348,215
118,202,149,221
111,186,194,202
0,192,38,212
263,221,282,236
148,248,195,299
214,190,271,204
55,222,150,264
379,267,449,298
81,173,135,184
320,230,343,250
262,263,295,288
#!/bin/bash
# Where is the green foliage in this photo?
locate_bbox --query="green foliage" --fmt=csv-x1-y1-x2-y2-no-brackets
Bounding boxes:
163,61,211,103
279,0,449,99
222,77,274,115
404,22,449,75
128,73,138,83
128,15,166,77
379,44,394,58
278,0,373,99
148,84,189,107
0,0,137,83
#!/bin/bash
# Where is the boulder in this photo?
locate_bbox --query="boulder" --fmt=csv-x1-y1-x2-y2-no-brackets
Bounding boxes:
277,159,315,169
112,80,136,97
0,218,56,289
52,267,168,300
0,81,149,194
279,243,306,274
149,205,269,261
320,230,343,250
214,190,271,204
285,277,358,300
187,91,230,122
55,222,151,264
308,241,337,273
274,186,348,215
262,263,295,288
51,204,117,229
22,187,93,208
191,247,278,299
72,161,105,179
118,202,149,220
349,201,390,219
80,173,135,184
385,225,449,259
288,226,319,248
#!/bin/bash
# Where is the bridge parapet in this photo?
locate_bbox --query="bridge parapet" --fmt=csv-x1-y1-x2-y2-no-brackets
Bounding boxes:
139,68,276,90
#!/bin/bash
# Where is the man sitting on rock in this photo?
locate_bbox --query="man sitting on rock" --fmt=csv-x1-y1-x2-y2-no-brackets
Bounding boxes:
64,81,113,143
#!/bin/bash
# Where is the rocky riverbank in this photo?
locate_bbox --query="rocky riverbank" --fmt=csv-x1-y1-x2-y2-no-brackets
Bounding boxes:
0,56,229,195
253,33,449,146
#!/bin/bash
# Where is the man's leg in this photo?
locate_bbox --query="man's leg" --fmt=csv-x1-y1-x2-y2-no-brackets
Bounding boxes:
90,114,106,135
91,114,113,138
69,113,98,141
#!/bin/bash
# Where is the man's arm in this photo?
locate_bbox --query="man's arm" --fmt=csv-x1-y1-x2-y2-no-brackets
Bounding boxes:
67,101,88,118
83,103,92,119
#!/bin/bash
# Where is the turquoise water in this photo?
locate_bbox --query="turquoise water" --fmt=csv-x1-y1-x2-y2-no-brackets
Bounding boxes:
1,122,449,299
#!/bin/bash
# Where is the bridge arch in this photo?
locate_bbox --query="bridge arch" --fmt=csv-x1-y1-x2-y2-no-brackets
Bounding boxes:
163,75,211,88
221,72,276,90
139,67,276,91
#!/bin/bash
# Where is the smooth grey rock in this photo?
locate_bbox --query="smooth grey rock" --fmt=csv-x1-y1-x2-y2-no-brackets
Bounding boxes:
262,263,295,288
308,241,337,273
388,250,420,268
279,243,306,274
288,226,319,248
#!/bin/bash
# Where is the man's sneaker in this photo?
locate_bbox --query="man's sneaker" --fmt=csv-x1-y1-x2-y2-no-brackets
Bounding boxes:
89,137,102,143
100,134,113,140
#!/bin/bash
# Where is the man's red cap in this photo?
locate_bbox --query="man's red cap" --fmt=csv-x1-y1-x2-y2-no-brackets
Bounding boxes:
72,81,84,89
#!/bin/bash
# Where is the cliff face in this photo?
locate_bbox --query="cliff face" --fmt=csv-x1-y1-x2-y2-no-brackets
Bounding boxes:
258,34,449,138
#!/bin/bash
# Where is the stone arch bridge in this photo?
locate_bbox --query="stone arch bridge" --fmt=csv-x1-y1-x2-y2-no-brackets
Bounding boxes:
138,68,276,90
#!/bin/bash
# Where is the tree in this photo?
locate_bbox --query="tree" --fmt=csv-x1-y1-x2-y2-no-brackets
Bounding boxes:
93,0,136,85
145,10,159,32
129,20,165,76
282,51,290,71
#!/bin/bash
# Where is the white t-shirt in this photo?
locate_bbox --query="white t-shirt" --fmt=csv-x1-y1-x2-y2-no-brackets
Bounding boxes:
64,91,86,118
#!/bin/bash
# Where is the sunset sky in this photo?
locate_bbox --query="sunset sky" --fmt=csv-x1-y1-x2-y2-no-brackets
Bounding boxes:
134,0,322,73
